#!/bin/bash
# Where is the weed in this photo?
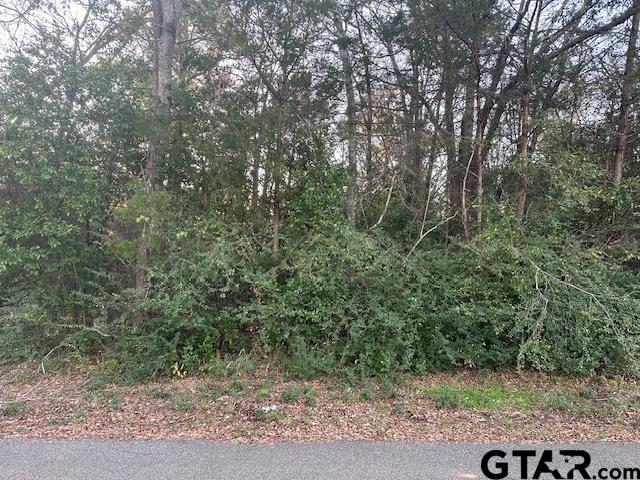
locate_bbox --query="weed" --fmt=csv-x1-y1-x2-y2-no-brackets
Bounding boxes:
71,406,88,421
391,401,407,414
577,385,595,400
359,384,374,401
210,379,247,400
199,355,227,378
428,385,462,409
147,387,172,400
7,370,37,385
256,382,273,402
174,393,193,413
228,380,247,397
304,389,318,407
86,359,122,391
541,390,593,414
254,407,284,422
279,384,317,405
279,386,302,404
380,377,397,399
2,401,30,417
100,389,123,411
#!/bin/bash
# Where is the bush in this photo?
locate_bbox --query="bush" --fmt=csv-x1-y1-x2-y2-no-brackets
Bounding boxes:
245,224,639,377
0,291,69,364
1,214,638,380
248,227,425,375
101,220,267,379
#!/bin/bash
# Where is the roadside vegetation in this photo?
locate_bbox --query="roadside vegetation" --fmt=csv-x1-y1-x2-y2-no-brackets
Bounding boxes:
1,363,638,441
0,0,639,393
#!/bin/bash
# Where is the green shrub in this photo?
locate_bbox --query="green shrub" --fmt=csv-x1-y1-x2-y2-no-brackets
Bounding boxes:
1,211,638,381
249,228,426,375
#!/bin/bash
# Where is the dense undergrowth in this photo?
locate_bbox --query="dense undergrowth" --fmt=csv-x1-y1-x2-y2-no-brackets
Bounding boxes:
1,132,639,383
2,209,639,383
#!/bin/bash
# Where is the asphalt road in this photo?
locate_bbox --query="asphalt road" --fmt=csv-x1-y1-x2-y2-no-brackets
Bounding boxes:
0,440,638,480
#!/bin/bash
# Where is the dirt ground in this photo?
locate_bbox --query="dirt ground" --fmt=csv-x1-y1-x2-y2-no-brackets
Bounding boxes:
1,363,638,443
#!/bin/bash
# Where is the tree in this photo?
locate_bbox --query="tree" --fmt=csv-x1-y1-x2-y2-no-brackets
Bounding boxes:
146,0,182,193
135,0,182,306
220,0,326,255
612,3,640,187
332,3,359,220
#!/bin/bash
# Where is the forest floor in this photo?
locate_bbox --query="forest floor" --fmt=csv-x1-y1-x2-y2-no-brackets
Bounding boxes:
1,362,639,443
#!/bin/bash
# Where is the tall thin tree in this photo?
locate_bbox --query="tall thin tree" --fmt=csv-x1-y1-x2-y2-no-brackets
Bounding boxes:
612,4,640,188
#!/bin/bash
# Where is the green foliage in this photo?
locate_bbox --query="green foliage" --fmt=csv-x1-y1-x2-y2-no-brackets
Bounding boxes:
422,383,539,410
285,137,349,233
130,220,264,371
0,291,91,365
244,222,639,377
1,0,638,389
2,401,31,417
278,384,317,405
250,227,424,375
109,188,171,262
248,226,516,375
3,210,638,380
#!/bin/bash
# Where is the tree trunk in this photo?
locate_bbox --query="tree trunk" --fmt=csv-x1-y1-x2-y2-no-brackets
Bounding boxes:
515,87,531,221
406,51,424,221
444,67,459,235
363,56,374,186
355,12,374,185
334,16,358,220
458,74,475,238
613,7,640,187
405,101,423,221
272,100,284,257
251,147,260,210
135,0,181,326
146,0,181,193
472,109,487,232
516,1,540,220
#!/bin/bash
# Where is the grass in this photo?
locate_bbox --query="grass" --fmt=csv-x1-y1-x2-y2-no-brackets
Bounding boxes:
2,400,30,417
279,384,318,406
174,392,193,413
147,387,172,400
420,381,619,414
422,383,540,410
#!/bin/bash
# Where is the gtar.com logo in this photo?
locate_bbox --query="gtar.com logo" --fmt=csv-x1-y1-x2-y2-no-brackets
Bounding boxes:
480,449,639,479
